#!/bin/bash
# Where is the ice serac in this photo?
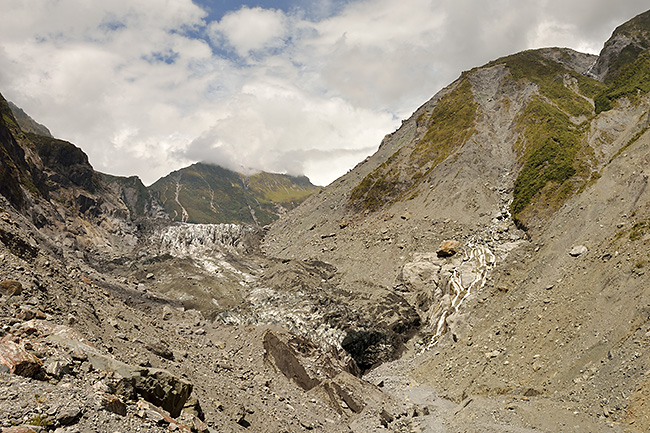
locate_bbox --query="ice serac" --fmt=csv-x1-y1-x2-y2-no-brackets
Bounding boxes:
152,223,261,258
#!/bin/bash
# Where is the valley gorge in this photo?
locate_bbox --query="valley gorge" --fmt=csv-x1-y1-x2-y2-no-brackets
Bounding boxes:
2,8,650,433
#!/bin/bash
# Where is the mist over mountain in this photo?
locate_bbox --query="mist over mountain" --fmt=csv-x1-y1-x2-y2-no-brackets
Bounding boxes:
1,8,650,433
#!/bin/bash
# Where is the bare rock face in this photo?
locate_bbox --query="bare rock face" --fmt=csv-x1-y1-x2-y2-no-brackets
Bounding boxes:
589,9,650,81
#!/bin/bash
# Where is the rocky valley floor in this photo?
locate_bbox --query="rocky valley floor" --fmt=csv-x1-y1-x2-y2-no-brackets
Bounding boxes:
1,184,646,433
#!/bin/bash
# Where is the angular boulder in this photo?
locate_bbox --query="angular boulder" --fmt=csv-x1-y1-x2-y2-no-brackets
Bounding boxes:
569,245,588,257
96,393,127,416
437,240,461,258
134,369,193,418
0,340,42,378
0,280,22,296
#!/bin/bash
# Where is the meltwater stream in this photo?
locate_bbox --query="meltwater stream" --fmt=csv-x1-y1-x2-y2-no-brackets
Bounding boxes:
424,244,496,352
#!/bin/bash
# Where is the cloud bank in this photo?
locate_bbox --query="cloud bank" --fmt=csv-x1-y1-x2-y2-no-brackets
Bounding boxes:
0,0,648,185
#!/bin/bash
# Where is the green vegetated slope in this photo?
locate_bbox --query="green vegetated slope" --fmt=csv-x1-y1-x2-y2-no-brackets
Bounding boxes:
492,50,605,227
348,41,650,230
149,163,318,225
349,77,478,212
348,49,602,223
595,52,650,113
483,47,650,227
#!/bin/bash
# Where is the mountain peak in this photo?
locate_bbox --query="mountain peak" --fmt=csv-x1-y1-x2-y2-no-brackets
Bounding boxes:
589,9,650,82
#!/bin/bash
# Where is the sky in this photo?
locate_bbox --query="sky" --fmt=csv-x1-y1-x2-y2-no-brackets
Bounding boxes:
0,1,649,186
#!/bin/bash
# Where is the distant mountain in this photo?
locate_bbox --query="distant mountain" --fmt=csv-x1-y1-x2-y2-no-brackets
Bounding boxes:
149,162,318,225
5,99,319,227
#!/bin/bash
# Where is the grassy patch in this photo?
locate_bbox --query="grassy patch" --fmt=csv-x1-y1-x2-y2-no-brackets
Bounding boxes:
510,97,587,219
629,221,650,241
595,52,650,113
349,78,478,211
28,414,52,427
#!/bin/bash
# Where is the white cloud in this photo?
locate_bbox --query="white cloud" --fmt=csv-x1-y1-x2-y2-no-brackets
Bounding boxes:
0,0,649,187
208,7,289,57
184,77,394,185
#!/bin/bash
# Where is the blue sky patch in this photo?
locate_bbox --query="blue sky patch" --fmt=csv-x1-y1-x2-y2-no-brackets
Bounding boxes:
143,50,181,65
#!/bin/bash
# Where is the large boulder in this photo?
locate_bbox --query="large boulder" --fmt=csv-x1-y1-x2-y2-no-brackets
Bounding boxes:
0,340,42,378
41,321,192,418
437,240,461,258
133,370,193,418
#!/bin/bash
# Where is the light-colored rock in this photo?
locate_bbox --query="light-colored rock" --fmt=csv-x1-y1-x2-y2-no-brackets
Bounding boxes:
0,340,42,377
45,359,71,378
162,305,174,321
1,427,38,433
401,259,441,291
569,245,588,257
437,240,461,258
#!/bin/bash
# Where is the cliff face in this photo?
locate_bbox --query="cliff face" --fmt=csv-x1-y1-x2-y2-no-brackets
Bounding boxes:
8,100,53,137
590,9,650,82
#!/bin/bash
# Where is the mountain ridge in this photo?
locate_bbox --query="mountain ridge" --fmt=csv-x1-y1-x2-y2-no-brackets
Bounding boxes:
149,162,318,225
263,13,650,431
5,103,319,226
